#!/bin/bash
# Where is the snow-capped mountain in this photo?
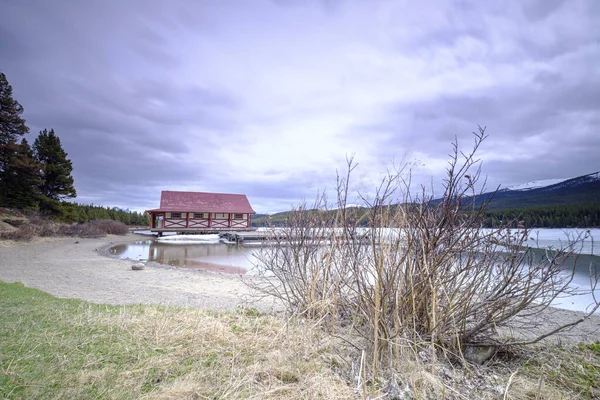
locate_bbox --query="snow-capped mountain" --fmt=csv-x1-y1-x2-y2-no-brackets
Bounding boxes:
478,171,600,209
503,172,600,192
504,178,566,191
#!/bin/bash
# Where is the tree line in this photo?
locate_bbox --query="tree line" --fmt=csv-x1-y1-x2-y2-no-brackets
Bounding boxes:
482,203,600,228
0,71,147,225
254,202,600,229
73,204,148,226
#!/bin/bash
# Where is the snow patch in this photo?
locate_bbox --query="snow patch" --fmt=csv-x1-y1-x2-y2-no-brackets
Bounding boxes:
158,234,220,242
504,178,565,191
587,172,600,181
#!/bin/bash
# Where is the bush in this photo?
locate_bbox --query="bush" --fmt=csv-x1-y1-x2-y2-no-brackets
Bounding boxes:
0,207,25,217
57,223,104,238
3,218,26,228
248,128,600,388
0,224,38,241
26,214,59,236
0,217,59,241
58,220,128,237
0,218,129,241
87,220,129,235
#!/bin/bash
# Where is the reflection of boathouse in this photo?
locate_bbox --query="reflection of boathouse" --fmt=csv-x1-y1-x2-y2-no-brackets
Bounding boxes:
147,241,249,274
146,191,256,235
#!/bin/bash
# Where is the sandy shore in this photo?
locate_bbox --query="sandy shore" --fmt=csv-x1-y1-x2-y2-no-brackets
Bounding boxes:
0,233,598,343
0,233,275,311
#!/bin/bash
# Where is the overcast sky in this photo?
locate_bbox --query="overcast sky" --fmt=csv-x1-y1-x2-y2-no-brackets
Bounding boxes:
1,0,598,213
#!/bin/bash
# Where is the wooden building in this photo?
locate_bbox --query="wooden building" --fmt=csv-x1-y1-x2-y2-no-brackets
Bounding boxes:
146,191,256,235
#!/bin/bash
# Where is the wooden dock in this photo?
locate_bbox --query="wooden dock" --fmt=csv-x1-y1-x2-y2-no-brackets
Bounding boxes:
219,230,371,245
149,228,257,236
219,231,286,244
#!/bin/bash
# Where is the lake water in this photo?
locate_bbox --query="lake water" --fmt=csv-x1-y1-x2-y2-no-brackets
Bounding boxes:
113,228,600,312
110,237,255,274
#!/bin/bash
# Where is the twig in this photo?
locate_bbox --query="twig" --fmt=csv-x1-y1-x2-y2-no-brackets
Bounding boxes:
504,368,519,400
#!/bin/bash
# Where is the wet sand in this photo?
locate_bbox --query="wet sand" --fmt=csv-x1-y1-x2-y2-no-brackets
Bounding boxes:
0,234,276,311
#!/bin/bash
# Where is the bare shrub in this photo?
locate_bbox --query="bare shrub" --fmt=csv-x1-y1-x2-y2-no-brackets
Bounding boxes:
248,127,600,387
87,219,129,235
0,217,129,241
248,196,342,318
57,223,103,238
0,207,25,217
57,220,128,237
2,218,26,228
0,224,38,241
0,216,59,241
25,214,59,236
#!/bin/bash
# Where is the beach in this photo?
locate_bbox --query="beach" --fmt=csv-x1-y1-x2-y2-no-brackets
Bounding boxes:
0,233,598,344
0,233,272,311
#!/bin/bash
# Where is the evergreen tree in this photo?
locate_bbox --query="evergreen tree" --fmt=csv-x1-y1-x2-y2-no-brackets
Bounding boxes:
1,139,41,209
77,206,88,223
0,72,34,208
33,128,76,207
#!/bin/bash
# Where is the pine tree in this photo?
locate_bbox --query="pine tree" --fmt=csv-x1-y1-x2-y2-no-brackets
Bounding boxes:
33,129,76,204
1,139,41,209
0,72,35,208
77,206,88,223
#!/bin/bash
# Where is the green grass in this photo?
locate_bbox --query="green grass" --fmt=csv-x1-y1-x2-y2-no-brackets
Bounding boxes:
521,343,600,399
0,281,355,399
0,282,184,398
2,280,599,399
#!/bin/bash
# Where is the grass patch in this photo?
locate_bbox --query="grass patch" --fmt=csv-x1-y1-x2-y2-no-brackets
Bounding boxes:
521,343,600,399
2,280,598,399
0,281,355,399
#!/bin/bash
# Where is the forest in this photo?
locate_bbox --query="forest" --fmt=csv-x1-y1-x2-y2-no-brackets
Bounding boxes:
0,71,147,226
253,202,600,229
482,203,600,228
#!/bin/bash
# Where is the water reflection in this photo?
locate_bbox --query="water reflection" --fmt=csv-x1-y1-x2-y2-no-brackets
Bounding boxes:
110,235,599,313
524,248,599,313
110,240,255,274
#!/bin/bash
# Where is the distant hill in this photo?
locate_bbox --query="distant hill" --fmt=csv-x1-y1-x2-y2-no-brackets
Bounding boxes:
251,172,600,228
251,213,284,226
252,212,291,227
475,171,600,210
252,207,371,227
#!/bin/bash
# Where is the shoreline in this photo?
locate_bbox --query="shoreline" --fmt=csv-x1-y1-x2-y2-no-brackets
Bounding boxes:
0,233,598,343
0,233,276,312
98,234,250,275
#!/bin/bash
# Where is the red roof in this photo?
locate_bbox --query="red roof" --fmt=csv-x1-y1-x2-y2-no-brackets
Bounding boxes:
147,191,255,214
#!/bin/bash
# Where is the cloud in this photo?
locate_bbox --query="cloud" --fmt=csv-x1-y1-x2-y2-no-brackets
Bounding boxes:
0,0,598,212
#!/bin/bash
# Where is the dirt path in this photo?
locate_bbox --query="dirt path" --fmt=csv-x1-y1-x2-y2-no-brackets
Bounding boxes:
0,234,274,311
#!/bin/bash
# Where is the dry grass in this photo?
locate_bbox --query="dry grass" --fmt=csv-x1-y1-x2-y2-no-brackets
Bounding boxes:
115,309,356,400
58,219,128,237
0,282,356,399
518,344,600,399
86,219,130,235
1,281,597,399
0,218,128,241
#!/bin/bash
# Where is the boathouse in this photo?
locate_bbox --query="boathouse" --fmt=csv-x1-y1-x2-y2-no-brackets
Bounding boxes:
146,191,256,235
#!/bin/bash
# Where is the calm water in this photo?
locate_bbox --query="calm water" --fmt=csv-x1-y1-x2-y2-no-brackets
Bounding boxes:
114,228,600,312
110,239,256,274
